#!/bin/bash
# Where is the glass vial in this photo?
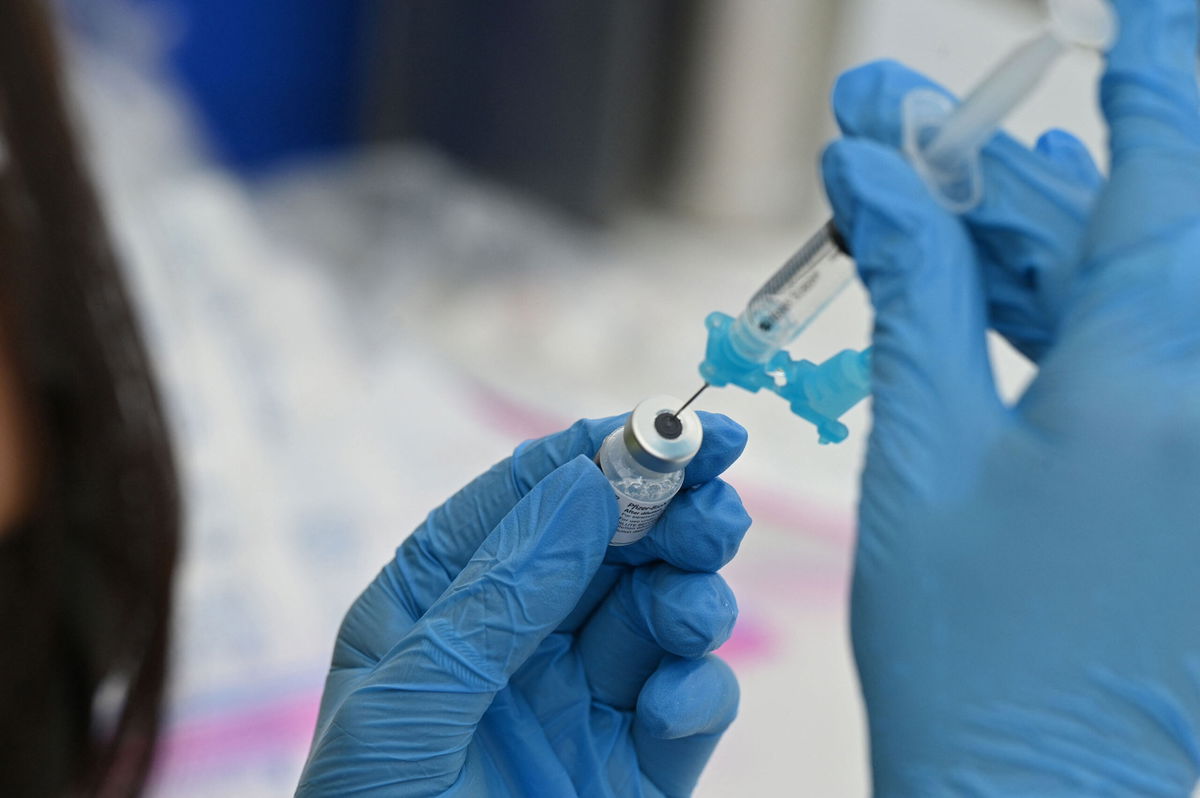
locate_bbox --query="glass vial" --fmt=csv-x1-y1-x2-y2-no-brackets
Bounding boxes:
596,394,703,546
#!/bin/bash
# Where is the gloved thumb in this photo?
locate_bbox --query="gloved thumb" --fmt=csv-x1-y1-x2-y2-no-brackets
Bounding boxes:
298,455,616,796
823,138,1005,478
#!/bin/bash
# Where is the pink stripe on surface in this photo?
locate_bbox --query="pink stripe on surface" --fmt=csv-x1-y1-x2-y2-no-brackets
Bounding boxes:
715,615,776,665
152,692,320,783
731,562,851,610
736,484,854,546
465,380,572,441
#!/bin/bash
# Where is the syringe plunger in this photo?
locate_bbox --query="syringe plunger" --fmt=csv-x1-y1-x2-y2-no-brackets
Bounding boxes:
902,0,1116,212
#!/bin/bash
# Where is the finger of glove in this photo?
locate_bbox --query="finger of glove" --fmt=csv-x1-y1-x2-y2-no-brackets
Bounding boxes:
1035,128,1104,187
320,457,615,785
975,128,1103,362
823,138,1003,475
634,656,739,798
1092,0,1200,245
1102,0,1200,175
575,564,737,709
1079,0,1200,322
401,415,619,598
327,457,605,666
678,412,748,487
557,479,749,635
604,478,752,573
832,60,1100,362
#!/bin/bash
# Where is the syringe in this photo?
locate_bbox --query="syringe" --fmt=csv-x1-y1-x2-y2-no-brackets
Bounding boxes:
694,221,870,445
683,0,1115,443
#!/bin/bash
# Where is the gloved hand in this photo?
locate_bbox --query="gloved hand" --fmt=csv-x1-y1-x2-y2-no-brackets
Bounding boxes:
830,60,1104,365
824,0,1200,794
297,413,751,797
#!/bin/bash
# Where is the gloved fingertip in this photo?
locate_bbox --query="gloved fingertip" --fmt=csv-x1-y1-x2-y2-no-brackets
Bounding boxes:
1035,127,1086,158
1107,0,1197,69
823,138,936,251
563,452,620,513
683,413,748,486
832,59,945,143
653,480,750,572
1101,0,1200,160
649,572,738,659
831,60,893,132
1034,128,1103,186
696,410,748,441
512,415,625,492
821,140,858,226
695,412,748,447
527,454,618,559
637,656,740,740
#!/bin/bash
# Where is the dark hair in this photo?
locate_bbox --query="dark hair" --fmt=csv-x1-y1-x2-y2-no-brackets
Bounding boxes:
0,1,180,795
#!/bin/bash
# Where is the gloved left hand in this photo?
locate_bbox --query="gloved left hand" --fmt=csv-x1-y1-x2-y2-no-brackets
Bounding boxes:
297,413,751,797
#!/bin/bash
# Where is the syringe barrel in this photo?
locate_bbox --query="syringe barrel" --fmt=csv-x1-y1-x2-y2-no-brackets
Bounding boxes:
734,220,855,359
701,220,855,392
749,220,848,305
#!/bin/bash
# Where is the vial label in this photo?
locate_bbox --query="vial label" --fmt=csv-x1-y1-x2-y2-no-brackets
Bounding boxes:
608,491,672,546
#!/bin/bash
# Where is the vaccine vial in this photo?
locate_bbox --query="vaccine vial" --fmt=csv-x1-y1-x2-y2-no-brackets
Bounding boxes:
596,394,703,546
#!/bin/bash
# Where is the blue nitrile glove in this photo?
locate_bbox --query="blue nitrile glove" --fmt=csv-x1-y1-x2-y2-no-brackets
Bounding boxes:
830,59,1104,365
824,0,1200,794
297,413,751,797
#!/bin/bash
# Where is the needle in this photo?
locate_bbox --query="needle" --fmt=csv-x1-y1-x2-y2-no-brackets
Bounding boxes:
672,383,709,419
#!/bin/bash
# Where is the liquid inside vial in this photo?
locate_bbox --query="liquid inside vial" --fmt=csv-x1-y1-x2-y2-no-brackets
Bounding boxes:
600,433,683,503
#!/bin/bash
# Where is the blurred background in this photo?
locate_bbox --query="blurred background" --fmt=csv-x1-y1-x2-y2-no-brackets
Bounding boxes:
55,0,1106,794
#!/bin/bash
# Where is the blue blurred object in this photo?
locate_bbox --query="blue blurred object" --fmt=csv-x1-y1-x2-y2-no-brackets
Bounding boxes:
824,0,1200,790
78,0,689,213
699,312,779,395
695,216,871,444
130,0,369,171
700,310,872,444
299,414,750,795
770,348,871,445
359,0,683,220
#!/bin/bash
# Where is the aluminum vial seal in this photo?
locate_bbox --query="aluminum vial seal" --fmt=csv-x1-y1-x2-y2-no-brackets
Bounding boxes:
622,394,703,474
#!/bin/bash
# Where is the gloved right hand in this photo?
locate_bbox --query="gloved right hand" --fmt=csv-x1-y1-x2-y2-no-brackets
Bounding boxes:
825,0,1200,794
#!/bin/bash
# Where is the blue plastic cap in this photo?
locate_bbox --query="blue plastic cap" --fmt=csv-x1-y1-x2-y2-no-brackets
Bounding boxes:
804,349,872,420
773,348,873,444
700,312,777,393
